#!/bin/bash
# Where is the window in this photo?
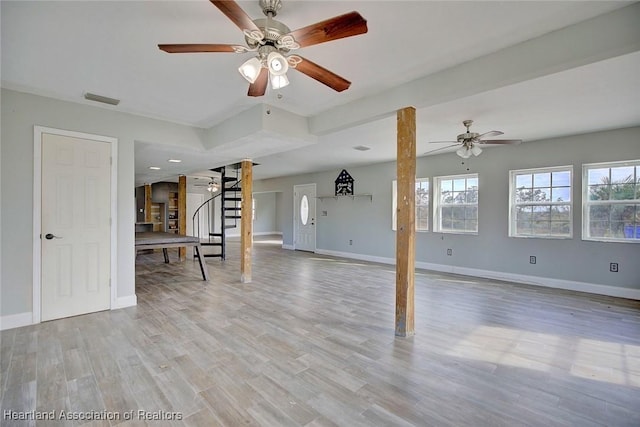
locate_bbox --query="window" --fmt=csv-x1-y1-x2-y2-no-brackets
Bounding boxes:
434,174,478,234
392,178,430,231
416,179,429,231
509,166,572,238
252,197,256,221
583,160,640,242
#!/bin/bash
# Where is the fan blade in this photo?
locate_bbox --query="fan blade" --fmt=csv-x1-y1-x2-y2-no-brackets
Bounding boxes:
159,44,238,53
424,144,459,155
289,11,368,48
428,140,458,144
477,130,503,139
210,0,260,32
293,56,350,92
479,139,522,145
248,68,268,97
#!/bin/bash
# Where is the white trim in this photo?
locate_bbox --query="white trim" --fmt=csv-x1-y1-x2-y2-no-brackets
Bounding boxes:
0,312,33,331
509,165,573,239
110,136,119,311
582,159,640,243
282,244,295,250
433,173,479,234
316,249,395,266
33,126,120,325
315,249,640,300
254,231,283,236
113,295,137,309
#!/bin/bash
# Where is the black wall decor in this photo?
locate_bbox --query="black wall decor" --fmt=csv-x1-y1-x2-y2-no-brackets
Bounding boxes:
335,169,355,196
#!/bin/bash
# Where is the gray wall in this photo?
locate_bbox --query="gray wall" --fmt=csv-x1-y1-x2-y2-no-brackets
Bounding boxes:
275,192,285,234
2,87,638,321
1,88,205,318
253,192,279,234
255,126,640,291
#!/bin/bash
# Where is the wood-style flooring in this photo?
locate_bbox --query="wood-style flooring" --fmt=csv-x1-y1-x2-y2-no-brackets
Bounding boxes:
1,236,639,426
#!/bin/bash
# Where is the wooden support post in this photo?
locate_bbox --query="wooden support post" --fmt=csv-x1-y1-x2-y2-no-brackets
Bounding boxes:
395,106,416,337
178,175,187,260
144,183,152,223
240,160,253,283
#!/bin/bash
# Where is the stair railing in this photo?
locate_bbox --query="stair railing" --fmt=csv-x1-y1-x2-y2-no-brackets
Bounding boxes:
190,167,243,260
192,192,221,245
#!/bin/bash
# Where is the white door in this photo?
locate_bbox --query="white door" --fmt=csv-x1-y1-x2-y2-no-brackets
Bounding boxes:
294,184,316,252
187,193,207,257
41,133,111,321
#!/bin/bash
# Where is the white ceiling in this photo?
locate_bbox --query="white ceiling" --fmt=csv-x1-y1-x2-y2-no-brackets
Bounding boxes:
2,1,639,185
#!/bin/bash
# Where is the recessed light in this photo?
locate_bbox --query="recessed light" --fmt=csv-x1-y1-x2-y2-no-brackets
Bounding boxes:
167,159,182,163
353,145,371,151
149,166,161,170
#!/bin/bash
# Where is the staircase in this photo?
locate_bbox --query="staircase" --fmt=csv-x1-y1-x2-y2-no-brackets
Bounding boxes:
192,165,242,260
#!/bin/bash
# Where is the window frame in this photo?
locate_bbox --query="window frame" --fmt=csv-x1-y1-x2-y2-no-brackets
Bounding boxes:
391,177,430,232
508,165,573,239
582,159,640,243
433,173,479,235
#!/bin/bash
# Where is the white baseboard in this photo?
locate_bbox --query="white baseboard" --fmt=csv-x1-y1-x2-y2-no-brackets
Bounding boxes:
254,231,283,236
314,249,640,300
316,249,394,266
0,296,137,331
282,244,295,250
0,312,33,331
113,294,137,309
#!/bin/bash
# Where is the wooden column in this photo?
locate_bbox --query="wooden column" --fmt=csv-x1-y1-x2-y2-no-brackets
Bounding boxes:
144,183,152,223
240,160,253,283
395,107,416,337
178,175,187,260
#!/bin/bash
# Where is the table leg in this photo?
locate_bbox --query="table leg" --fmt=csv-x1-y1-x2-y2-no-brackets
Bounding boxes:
194,244,210,281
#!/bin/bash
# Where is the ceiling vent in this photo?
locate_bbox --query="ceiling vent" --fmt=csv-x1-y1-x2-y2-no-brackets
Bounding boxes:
84,92,120,106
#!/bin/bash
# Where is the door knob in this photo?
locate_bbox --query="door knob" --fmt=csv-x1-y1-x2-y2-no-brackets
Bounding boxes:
44,233,62,240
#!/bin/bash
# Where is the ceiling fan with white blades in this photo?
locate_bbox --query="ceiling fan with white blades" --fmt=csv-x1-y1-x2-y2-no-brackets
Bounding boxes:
192,176,220,192
426,120,522,158
158,0,368,96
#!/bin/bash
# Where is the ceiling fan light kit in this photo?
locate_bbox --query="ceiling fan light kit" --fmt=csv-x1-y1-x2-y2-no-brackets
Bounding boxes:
158,0,368,96
267,51,288,76
207,179,220,193
270,73,289,90
470,144,483,156
238,57,262,83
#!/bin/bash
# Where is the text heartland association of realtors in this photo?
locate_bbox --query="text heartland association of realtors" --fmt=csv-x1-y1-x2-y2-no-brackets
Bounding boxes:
3,410,183,421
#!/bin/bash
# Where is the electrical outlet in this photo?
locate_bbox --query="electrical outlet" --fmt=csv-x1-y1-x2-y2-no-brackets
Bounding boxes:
447,248,452,256
530,256,536,264
349,239,353,245
610,262,618,272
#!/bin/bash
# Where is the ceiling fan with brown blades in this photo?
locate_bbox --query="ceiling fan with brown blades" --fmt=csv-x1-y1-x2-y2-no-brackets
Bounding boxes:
158,0,368,97
426,120,522,158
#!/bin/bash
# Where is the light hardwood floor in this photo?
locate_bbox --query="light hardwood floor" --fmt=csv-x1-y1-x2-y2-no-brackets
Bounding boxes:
2,237,639,426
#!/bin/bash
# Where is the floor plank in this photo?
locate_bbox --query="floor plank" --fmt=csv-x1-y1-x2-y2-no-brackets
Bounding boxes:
1,237,639,426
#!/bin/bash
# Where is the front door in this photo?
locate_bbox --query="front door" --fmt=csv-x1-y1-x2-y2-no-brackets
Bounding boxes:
294,184,316,252
41,132,111,321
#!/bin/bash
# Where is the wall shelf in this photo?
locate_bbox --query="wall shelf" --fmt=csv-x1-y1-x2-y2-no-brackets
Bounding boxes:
317,194,373,202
